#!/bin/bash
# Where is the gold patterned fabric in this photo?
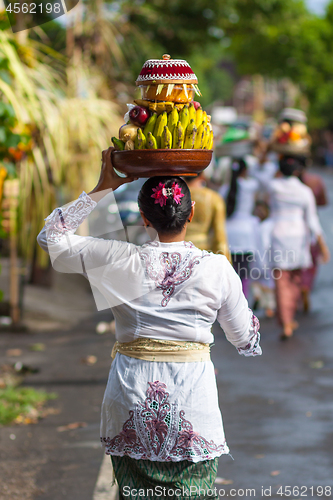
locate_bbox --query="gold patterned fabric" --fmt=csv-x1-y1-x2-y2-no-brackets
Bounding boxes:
111,338,210,362
185,186,230,260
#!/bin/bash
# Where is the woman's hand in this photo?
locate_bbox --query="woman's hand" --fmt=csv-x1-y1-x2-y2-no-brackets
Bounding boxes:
88,147,138,195
317,235,330,264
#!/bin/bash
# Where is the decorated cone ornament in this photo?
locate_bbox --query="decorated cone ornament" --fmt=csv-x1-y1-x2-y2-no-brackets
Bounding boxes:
136,55,201,103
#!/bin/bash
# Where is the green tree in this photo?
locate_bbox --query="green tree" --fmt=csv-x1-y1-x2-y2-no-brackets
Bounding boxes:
28,0,333,126
189,44,234,107
0,27,121,274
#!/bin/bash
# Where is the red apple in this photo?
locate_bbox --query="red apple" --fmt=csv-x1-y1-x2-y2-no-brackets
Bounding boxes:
193,101,201,110
129,106,150,126
278,132,290,144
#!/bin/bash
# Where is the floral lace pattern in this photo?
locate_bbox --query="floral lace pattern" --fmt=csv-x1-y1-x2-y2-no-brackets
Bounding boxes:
141,240,195,249
101,381,227,462
139,247,207,307
183,240,195,248
44,192,97,244
236,310,262,357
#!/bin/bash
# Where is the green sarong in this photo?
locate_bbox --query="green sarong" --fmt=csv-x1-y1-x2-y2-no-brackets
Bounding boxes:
111,455,219,500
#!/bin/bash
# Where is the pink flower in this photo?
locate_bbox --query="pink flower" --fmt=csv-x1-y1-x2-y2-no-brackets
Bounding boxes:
146,418,168,444
151,182,184,207
172,183,184,204
119,428,137,445
146,381,167,402
151,183,168,207
177,429,200,448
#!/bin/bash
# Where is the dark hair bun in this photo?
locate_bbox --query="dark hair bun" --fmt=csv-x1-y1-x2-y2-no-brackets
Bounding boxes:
138,176,192,235
279,155,303,177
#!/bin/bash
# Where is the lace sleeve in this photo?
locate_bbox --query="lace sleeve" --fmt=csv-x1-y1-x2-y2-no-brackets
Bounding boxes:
44,192,97,244
236,311,262,357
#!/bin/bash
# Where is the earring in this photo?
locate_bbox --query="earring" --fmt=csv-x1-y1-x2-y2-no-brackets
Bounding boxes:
145,224,149,227
187,219,190,222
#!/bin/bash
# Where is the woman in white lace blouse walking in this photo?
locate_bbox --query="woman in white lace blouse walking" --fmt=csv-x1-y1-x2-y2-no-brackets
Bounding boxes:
268,156,330,339
38,148,262,499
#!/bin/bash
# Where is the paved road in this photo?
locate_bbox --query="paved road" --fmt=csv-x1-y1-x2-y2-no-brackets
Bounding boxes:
0,309,114,500
0,168,332,500
212,168,333,497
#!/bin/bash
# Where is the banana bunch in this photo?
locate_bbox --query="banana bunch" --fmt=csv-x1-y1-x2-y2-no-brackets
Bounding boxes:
112,103,213,151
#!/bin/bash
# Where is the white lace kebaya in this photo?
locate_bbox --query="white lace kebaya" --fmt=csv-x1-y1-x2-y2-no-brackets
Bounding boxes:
44,192,97,244
38,192,262,462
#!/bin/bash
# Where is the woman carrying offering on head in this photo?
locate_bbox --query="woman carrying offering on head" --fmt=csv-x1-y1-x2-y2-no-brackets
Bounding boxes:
268,156,330,340
37,148,262,499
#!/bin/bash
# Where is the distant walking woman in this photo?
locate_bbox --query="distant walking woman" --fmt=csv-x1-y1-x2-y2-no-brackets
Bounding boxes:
220,159,260,298
38,149,262,499
268,156,330,339
186,173,230,259
300,162,328,311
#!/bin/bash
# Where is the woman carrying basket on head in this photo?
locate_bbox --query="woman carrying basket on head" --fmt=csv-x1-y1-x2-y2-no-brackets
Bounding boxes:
268,156,330,340
37,148,262,499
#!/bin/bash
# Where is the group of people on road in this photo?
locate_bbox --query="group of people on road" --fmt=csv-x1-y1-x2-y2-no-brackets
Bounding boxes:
193,145,330,340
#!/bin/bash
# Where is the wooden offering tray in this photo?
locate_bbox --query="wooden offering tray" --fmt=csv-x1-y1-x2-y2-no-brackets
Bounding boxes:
111,149,213,178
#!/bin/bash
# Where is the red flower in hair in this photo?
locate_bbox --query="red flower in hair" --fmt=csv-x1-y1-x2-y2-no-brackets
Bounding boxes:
172,183,184,204
151,183,168,207
151,182,184,207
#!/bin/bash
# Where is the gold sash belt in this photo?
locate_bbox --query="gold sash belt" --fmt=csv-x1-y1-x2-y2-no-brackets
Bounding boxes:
111,338,210,362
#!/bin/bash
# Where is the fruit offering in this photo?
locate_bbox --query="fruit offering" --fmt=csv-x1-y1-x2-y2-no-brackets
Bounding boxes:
112,55,213,152
274,122,308,145
271,108,311,154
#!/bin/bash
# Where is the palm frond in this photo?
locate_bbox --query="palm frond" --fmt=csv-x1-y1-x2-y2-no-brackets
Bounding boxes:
0,29,122,266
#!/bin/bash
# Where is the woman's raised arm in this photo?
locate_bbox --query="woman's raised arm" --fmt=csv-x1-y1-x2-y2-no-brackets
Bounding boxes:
37,148,138,276
217,260,262,357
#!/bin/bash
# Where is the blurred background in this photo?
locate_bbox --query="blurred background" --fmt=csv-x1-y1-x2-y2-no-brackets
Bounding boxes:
0,0,332,315
1,1,333,499
1,0,333,325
